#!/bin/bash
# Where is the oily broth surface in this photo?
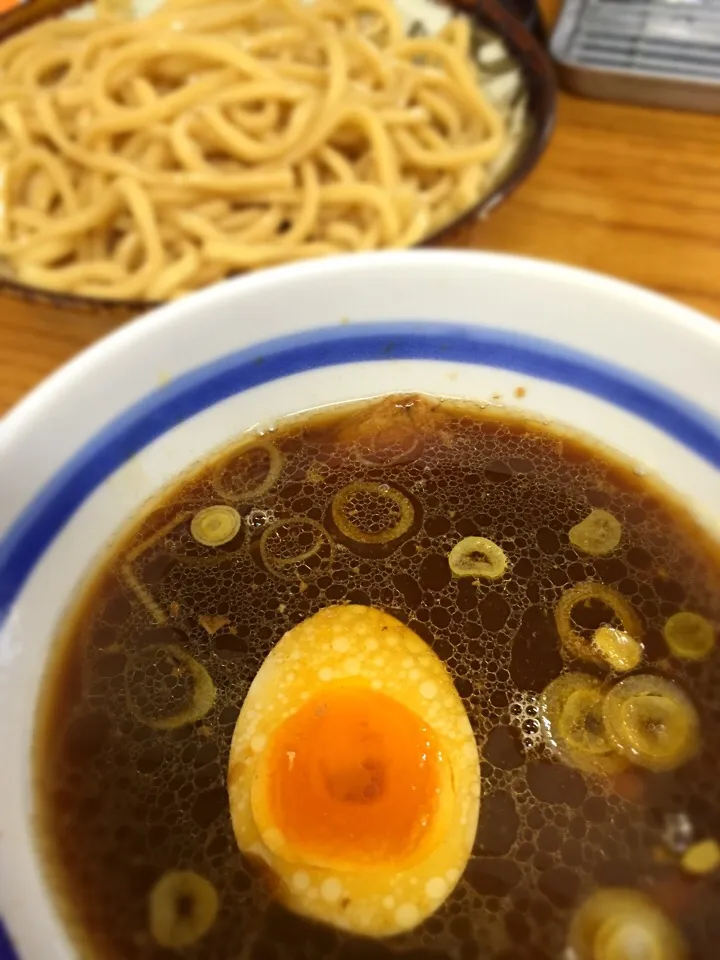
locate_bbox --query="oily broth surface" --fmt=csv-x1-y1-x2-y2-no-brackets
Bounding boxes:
35,395,720,960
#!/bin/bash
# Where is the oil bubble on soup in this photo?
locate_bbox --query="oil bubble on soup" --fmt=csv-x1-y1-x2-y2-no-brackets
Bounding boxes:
33,395,720,960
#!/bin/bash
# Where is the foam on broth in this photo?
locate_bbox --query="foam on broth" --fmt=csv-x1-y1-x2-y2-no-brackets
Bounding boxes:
34,395,720,959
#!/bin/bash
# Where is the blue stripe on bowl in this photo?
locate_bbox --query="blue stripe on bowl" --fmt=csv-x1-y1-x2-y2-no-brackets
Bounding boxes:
1,321,719,637
0,921,14,957
0,320,719,957
0,921,15,960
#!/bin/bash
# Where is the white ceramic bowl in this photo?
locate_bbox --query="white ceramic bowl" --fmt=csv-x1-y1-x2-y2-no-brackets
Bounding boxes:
1,250,719,959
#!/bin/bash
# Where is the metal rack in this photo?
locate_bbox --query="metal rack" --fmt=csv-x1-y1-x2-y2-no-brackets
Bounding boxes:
551,0,720,112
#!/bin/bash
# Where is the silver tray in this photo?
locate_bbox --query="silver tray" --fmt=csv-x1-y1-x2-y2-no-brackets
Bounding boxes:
551,0,720,113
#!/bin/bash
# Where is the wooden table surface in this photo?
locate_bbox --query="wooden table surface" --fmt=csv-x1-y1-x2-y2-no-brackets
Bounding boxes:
2,2,720,417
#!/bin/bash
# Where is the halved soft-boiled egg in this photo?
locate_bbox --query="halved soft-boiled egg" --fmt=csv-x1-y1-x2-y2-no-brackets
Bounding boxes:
228,605,480,937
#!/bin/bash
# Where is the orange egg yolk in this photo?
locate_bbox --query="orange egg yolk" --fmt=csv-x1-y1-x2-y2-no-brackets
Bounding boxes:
261,685,443,869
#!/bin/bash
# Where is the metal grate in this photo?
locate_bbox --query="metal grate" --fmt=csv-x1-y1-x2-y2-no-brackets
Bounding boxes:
551,0,720,110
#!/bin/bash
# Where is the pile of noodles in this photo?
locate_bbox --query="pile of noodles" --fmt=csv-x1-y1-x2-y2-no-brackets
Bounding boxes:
0,0,509,300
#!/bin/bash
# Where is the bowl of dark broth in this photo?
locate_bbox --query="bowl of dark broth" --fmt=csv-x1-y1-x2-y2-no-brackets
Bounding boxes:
0,250,719,960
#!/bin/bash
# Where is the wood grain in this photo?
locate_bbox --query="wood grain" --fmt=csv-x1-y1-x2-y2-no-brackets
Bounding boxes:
445,95,720,320
1,0,719,415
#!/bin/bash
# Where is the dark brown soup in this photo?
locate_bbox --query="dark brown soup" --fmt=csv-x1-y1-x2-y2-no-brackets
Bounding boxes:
35,395,720,960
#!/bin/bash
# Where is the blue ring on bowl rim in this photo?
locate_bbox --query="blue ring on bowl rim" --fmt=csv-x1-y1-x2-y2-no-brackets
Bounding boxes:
0,925,14,960
1,320,719,634
1,319,720,958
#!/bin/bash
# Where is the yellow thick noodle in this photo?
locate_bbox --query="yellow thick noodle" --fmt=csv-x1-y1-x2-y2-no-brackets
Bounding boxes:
0,0,508,300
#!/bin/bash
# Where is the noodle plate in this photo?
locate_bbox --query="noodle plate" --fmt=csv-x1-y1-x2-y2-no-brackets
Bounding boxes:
0,0,510,299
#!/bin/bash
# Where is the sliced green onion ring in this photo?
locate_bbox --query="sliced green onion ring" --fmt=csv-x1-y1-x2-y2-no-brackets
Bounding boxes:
568,888,686,960
355,427,420,467
569,509,622,556
336,397,424,466
603,674,700,772
555,581,642,665
448,536,507,580
212,439,283,503
125,644,216,730
664,611,715,661
681,839,720,876
540,672,626,776
593,626,643,672
331,481,414,545
149,870,219,949
190,504,242,547
260,516,334,579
